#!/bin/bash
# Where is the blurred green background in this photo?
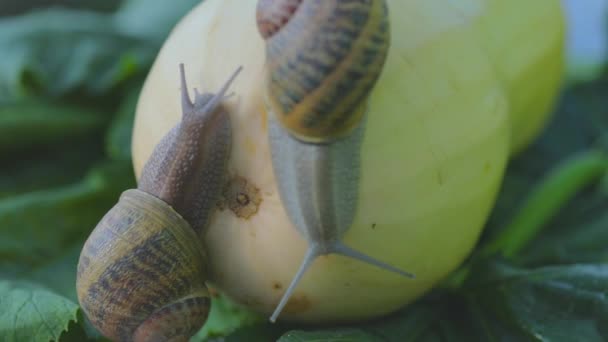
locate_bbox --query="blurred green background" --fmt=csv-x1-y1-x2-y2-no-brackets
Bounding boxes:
1,1,608,341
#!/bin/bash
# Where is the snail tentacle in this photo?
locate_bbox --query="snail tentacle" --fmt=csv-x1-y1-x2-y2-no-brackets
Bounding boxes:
269,237,415,323
270,243,320,323
331,242,415,279
268,112,414,322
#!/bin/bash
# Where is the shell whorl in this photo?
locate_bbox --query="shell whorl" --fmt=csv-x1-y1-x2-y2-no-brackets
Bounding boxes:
76,190,210,342
258,0,390,142
77,65,241,341
256,0,302,39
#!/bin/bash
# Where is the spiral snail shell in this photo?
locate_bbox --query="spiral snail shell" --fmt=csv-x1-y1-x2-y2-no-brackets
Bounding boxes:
258,0,390,143
258,0,414,322
76,64,241,341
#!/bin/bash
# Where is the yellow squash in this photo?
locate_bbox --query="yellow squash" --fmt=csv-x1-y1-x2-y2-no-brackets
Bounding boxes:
132,0,564,322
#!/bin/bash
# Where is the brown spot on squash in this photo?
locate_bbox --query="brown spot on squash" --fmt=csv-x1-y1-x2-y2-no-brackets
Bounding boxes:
282,294,311,314
244,298,263,306
218,175,262,219
272,282,282,290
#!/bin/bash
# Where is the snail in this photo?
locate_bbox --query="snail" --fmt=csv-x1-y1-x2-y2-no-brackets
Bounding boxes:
257,0,392,143
76,63,241,341
257,0,414,322
132,0,564,324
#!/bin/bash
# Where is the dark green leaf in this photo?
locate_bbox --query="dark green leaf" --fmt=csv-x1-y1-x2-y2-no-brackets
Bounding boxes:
24,244,83,302
113,0,201,44
57,313,99,342
222,324,288,342
480,151,608,259
466,262,608,342
0,1,121,17
0,101,106,155
193,294,262,341
0,280,78,342
278,328,382,342
0,140,104,199
105,86,141,161
0,244,88,340
0,0,201,102
0,161,135,272
269,300,438,342
0,9,156,101
521,213,608,265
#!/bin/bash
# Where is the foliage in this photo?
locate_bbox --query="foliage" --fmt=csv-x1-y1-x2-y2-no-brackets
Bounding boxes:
0,1,607,341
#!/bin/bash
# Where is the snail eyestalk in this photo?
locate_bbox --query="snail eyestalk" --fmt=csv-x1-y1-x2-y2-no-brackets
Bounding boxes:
269,241,414,323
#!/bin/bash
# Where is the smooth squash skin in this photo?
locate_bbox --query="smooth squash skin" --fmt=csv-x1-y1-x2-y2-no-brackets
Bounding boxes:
472,0,565,154
132,0,563,322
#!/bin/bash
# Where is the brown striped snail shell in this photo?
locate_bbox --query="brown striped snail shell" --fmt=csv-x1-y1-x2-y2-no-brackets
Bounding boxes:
257,0,391,143
76,64,241,342
258,0,414,323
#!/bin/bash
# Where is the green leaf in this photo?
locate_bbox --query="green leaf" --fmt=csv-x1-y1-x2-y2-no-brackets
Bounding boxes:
0,0,201,102
0,280,79,342
192,294,262,341
105,86,141,161
262,301,438,342
278,328,382,342
0,161,135,272
0,1,122,17
0,9,156,101
466,262,608,341
57,314,99,342
113,0,201,44
0,101,106,156
1,245,87,339
0,140,103,199
223,324,288,342
24,244,83,302
520,208,608,265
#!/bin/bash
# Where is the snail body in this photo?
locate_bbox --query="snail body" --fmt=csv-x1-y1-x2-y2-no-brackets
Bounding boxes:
259,0,414,322
77,64,240,341
132,0,564,323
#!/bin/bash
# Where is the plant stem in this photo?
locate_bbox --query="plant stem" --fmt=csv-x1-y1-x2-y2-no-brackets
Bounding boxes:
480,150,608,259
